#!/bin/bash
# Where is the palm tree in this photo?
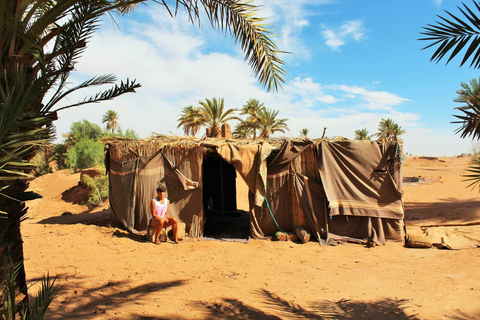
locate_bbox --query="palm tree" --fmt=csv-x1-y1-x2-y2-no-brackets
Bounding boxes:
233,120,255,139
257,108,289,139
354,128,371,140
420,2,480,187
300,128,309,138
375,118,405,141
1,0,286,313
420,2,480,140
102,110,119,133
452,78,480,139
198,98,239,138
240,99,264,138
177,106,203,136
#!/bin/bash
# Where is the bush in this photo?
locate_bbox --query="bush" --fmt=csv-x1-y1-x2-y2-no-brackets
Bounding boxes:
102,127,139,140
82,174,109,208
67,139,104,171
64,120,103,148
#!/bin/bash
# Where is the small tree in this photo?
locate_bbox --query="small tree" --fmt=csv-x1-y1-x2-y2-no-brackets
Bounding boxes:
233,120,255,139
67,139,105,171
257,108,289,139
240,99,264,138
300,128,309,138
375,118,405,141
198,98,239,138
63,120,103,148
102,110,119,133
177,106,204,136
354,128,371,140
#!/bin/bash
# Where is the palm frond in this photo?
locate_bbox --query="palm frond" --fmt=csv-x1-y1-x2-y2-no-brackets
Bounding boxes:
179,0,286,92
463,161,480,189
420,1,480,68
44,74,117,111
452,104,480,139
52,78,140,112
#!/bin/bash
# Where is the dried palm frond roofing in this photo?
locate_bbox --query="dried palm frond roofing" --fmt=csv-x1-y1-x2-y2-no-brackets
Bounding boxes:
105,134,352,162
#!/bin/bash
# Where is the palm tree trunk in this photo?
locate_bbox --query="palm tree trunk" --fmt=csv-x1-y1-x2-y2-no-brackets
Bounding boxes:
0,180,29,316
211,126,221,138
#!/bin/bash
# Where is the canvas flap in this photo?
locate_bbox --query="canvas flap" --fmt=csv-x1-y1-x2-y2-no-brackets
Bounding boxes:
318,140,404,219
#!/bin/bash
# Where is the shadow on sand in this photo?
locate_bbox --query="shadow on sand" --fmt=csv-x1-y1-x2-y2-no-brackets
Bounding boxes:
29,273,480,320
32,274,187,320
405,197,480,225
135,289,419,320
36,209,111,226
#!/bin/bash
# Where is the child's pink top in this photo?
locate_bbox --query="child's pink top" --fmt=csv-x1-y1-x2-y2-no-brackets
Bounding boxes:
153,198,168,218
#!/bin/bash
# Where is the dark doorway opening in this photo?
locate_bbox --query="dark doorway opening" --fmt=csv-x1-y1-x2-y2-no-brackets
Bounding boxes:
202,153,249,240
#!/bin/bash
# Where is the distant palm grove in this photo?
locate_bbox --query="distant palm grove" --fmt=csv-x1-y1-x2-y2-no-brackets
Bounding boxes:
178,98,289,139
354,118,406,141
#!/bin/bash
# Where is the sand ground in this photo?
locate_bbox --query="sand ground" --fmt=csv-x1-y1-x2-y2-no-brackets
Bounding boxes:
22,156,480,319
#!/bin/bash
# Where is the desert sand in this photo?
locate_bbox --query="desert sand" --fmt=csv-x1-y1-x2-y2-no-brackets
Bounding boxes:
22,156,480,319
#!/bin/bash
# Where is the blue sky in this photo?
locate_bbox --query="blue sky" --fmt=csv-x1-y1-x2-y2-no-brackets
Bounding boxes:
55,0,480,156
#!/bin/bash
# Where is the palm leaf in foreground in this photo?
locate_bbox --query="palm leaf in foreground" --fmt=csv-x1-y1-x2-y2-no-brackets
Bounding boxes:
452,104,480,139
463,160,480,189
419,1,480,68
181,0,286,92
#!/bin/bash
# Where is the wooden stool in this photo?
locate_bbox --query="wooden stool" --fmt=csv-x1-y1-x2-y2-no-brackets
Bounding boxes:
146,225,167,242
147,225,154,242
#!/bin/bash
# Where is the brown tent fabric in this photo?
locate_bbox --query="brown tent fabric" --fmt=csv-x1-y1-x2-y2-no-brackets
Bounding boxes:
291,172,328,243
215,142,271,207
215,142,272,238
328,216,404,243
109,151,201,234
108,138,405,244
109,158,138,232
253,140,314,237
318,140,404,219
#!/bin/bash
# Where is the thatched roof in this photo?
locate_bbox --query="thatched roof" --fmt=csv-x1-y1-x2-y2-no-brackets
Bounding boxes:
105,134,352,162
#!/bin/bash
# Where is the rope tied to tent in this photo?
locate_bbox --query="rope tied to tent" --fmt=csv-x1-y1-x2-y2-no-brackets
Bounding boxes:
264,196,288,235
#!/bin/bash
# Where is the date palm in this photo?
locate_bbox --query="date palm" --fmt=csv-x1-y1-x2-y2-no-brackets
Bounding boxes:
300,128,309,138
240,99,264,138
375,118,405,141
1,0,286,313
452,78,480,139
420,2,480,140
177,106,203,136
198,98,239,138
233,119,256,138
102,110,119,133
354,128,371,140
421,1,480,188
257,108,289,139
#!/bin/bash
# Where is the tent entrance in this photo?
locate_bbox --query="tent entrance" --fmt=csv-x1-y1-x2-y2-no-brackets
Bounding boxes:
202,153,249,239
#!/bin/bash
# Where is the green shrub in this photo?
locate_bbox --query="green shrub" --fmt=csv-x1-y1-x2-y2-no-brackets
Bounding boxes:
67,139,104,171
64,120,103,148
82,174,109,208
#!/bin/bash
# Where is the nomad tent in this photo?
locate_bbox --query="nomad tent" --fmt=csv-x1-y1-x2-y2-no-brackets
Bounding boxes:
106,135,404,245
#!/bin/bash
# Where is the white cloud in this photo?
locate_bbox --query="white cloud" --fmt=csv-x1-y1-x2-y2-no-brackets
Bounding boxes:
433,0,443,7
254,0,335,60
322,20,366,50
332,84,411,110
49,8,466,157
